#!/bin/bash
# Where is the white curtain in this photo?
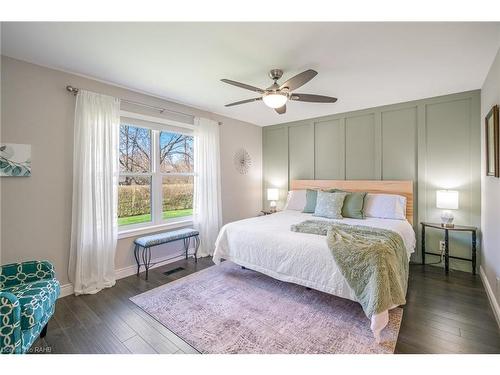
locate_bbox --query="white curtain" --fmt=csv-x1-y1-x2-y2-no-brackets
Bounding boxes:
68,90,120,295
193,117,222,257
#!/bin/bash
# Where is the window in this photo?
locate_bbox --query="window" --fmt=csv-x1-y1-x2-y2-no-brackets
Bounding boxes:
118,117,194,230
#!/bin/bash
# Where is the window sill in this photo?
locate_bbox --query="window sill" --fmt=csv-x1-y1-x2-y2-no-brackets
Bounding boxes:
118,219,194,240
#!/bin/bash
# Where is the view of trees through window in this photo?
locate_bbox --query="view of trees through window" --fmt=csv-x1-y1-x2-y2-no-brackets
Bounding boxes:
118,123,194,226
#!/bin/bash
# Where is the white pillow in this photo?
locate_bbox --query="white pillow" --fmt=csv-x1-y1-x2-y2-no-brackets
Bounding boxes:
284,190,307,211
363,193,407,220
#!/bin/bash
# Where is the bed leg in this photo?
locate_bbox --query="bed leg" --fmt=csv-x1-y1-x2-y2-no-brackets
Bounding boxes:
371,311,388,344
373,329,382,344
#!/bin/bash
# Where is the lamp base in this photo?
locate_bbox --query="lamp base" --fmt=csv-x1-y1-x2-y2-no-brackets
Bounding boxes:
269,201,277,213
440,210,454,228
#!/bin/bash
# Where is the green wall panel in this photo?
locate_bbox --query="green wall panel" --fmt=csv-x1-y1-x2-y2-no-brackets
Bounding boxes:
289,123,314,181
263,126,288,209
345,114,377,180
381,107,417,180
424,98,474,270
314,119,345,179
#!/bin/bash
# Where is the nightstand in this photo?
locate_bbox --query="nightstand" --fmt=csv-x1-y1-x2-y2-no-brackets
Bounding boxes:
259,210,277,216
421,222,477,275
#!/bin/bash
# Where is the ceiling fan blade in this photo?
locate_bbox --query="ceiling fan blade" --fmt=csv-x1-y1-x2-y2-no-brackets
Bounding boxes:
275,105,286,114
279,69,317,91
221,79,265,94
290,93,337,103
225,97,262,107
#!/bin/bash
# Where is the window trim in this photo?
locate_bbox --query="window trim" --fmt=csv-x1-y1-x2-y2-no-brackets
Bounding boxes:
117,219,193,240
121,111,196,132
118,111,195,235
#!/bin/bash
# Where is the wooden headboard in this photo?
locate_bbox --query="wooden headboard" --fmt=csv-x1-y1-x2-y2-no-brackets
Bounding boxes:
290,180,414,225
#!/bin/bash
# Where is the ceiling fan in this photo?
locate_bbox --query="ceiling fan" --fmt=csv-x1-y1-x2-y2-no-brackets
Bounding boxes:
221,69,337,115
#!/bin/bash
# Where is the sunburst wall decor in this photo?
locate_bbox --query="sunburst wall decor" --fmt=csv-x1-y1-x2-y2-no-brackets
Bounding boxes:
234,148,252,175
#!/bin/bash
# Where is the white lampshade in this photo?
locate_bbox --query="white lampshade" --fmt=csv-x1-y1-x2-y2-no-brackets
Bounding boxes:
262,93,288,109
436,190,459,210
267,188,279,201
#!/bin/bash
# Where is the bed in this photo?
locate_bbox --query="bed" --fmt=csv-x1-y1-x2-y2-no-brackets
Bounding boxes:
213,180,416,342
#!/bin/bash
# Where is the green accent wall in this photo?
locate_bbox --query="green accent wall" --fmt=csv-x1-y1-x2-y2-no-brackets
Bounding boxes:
263,90,481,271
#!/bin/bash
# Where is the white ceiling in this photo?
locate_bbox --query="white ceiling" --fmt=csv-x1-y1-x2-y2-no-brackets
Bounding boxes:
2,22,500,126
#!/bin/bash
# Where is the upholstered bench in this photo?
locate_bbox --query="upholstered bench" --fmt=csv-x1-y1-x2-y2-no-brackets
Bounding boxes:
133,228,200,280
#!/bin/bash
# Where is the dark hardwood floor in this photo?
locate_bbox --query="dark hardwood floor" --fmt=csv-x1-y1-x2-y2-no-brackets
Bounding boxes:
396,264,500,353
30,258,500,354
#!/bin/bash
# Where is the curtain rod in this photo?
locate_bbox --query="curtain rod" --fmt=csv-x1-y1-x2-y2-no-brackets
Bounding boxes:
66,85,222,125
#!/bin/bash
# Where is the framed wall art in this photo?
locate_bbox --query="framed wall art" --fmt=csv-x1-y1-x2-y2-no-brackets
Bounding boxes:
485,105,499,177
0,143,32,177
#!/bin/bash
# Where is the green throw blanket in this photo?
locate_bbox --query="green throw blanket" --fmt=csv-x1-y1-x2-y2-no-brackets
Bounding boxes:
291,220,409,317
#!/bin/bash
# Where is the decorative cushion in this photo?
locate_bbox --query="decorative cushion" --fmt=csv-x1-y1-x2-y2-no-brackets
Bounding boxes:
134,228,199,247
364,193,407,220
284,190,307,211
313,191,347,219
302,189,319,213
328,189,367,219
3,278,60,330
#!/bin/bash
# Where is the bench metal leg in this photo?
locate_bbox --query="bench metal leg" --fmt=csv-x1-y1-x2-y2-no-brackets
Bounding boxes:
134,244,141,277
147,247,152,280
183,237,190,260
194,235,200,263
141,246,152,280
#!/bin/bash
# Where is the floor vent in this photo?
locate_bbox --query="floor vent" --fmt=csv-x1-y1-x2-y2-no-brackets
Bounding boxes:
163,267,185,276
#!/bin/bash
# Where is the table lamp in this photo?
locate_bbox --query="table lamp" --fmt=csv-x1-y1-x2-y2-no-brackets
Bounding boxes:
436,190,459,228
267,188,279,212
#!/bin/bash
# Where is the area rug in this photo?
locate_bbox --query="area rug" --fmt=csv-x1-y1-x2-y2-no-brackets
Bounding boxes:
130,261,403,354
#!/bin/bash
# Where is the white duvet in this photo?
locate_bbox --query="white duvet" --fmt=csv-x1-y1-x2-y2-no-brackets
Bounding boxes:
213,210,416,342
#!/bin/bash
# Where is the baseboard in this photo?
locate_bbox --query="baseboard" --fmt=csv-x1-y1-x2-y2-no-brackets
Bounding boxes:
58,254,188,299
479,265,500,328
59,283,74,298
114,254,186,279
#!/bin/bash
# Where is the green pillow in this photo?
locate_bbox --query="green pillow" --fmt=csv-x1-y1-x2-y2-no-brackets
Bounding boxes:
313,191,347,219
302,189,318,213
328,189,367,219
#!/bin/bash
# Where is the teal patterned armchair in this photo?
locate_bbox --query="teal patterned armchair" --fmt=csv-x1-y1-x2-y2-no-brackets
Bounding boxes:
0,261,60,354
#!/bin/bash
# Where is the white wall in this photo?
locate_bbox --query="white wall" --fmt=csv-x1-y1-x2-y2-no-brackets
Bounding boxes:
0,56,262,287
481,47,500,312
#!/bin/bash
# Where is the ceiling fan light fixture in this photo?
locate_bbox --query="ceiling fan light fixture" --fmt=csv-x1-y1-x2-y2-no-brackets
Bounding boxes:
221,69,337,114
262,92,288,109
